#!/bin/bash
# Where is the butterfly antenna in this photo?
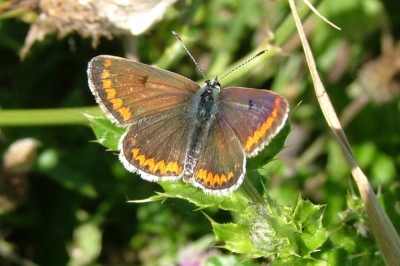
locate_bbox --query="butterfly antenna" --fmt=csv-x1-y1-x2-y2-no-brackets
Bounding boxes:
219,50,267,81
172,31,207,79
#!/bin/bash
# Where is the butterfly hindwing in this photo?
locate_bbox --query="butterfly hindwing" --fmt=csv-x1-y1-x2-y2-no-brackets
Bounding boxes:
192,116,246,193
119,107,192,181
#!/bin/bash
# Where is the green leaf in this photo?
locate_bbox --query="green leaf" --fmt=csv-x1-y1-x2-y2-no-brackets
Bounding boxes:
138,182,252,214
86,114,126,150
210,221,256,254
293,198,328,255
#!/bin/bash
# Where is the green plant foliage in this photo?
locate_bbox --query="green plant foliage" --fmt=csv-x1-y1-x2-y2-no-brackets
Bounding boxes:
86,115,126,151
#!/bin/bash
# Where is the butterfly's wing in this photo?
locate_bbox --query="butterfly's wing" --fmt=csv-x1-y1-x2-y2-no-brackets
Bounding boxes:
218,87,289,157
88,55,200,125
119,108,191,181
88,55,200,180
191,117,246,194
188,87,289,193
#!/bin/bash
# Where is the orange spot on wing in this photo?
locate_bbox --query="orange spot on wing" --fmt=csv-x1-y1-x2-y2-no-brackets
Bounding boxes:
165,162,180,174
104,59,112,67
245,97,282,151
102,79,112,89
101,70,110,78
220,174,227,183
117,107,132,121
132,148,139,157
153,160,166,172
105,88,116,99
129,148,182,176
207,172,213,184
135,154,146,165
195,169,234,188
110,98,123,109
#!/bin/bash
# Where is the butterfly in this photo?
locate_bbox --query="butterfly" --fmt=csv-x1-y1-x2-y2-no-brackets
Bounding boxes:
88,46,289,194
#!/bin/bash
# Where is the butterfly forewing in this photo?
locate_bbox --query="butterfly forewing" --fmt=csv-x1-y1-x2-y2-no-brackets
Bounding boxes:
218,87,289,157
88,55,200,125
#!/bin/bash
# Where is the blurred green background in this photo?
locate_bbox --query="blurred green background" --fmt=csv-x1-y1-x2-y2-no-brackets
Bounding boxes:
0,0,399,265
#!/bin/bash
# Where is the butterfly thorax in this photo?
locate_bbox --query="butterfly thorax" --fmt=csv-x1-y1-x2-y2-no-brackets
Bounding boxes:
182,79,220,182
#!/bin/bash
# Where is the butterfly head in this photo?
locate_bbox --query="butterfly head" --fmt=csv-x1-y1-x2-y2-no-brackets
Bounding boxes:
204,77,221,92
